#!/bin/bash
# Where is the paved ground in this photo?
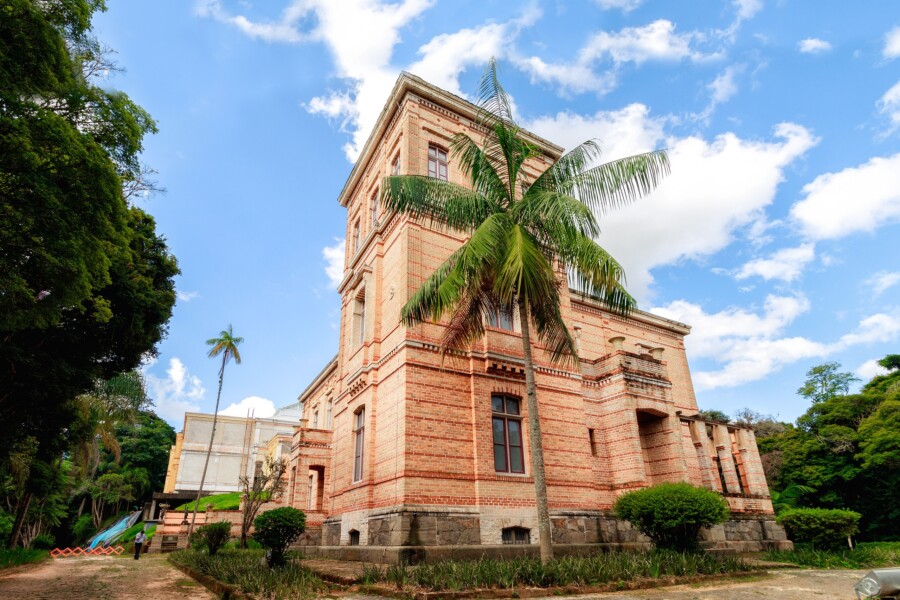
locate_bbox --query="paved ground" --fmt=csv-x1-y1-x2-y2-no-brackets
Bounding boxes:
0,554,215,600
552,569,868,600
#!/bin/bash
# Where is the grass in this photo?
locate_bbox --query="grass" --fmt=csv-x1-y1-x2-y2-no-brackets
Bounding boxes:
764,542,900,569
170,548,325,599
0,548,49,570
172,492,242,512
360,550,752,591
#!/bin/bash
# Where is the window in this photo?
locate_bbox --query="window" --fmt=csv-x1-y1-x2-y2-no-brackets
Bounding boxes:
371,188,380,228
588,429,597,457
307,474,314,510
428,145,448,181
312,410,318,428
492,395,524,473
352,219,361,253
326,399,333,429
353,408,365,482
487,307,514,331
348,530,360,545
502,527,530,545
391,153,400,176
353,289,366,346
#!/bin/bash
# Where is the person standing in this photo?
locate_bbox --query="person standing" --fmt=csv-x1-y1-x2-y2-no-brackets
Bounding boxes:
134,529,147,560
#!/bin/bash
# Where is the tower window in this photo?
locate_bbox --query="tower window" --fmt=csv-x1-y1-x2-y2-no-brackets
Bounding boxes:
492,395,524,474
353,219,361,253
428,145,448,181
353,407,365,482
353,288,366,346
326,399,333,429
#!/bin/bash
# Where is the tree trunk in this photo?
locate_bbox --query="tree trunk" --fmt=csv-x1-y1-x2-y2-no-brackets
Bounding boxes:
518,302,553,564
188,352,227,538
7,492,32,549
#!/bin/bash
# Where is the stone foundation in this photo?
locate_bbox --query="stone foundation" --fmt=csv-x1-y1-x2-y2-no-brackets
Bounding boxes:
294,507,791,563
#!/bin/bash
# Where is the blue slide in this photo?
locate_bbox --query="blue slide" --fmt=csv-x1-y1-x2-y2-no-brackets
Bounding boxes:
87,511,142,549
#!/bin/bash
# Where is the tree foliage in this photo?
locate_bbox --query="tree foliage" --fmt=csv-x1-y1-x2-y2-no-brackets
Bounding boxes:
253,507,306,567
777,508,860,549
192,521,232,557
759,357,900,540
796,362,860,405
613,483,730,552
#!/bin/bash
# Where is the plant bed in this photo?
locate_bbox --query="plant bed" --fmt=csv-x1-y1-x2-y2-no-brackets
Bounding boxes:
763,542,900,569
169,548,326,599
357,550,755,598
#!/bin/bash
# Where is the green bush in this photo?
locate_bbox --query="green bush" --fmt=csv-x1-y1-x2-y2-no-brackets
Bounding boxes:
191,521,232,556
0,511,12,547
777,508,860,549
613,483,730,551
29,533,55,550
71,514,96,544
253,507,306,567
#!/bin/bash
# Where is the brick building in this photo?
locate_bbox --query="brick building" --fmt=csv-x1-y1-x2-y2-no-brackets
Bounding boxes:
287,73,789,560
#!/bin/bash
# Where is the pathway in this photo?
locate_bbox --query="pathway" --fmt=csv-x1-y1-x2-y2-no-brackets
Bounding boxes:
0,554,215,600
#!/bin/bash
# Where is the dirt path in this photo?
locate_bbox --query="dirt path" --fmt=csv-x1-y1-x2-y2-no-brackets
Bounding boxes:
0,554,215,600
548,569,869,600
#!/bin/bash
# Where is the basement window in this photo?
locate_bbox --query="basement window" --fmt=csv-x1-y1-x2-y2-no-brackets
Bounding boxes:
348,530,360,546
501,527,530,545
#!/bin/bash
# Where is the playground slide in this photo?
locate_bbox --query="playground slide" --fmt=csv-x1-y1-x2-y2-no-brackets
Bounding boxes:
87,511,142,549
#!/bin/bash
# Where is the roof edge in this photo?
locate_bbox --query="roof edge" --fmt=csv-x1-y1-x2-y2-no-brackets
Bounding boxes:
337,72,565,208
297,354,339,404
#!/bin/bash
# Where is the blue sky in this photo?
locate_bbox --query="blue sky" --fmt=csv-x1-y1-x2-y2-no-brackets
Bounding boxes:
92,0,900,428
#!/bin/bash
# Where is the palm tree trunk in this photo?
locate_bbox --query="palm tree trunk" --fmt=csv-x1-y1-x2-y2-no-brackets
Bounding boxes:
518,301,553,564
188,351,227,538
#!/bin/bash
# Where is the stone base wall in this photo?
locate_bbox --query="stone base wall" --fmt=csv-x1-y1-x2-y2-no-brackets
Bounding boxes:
303,507,790,563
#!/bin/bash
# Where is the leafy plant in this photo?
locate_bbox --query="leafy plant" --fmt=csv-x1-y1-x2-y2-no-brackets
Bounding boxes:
239,456,287,548
253,507,306,567
29,533,54,550
777,508,860,549
613,483,730,551
764,542,900,569
191,521,232,556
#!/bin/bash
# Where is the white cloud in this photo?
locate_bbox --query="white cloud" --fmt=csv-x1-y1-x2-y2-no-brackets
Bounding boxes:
322,238,346,289
514,56,616,96
733,0,763,21
866,271,900,296
884,26,900,60
734,243,816,282
594,0,643,12
580,20,713,65
857,358,889,380
790,152,900,240
652,296,900,390
798,38,832,54
877,80,900,134
709,65,740,104
219,395,276,418
527,107,818,298
177,290,200,302
143,357,206,425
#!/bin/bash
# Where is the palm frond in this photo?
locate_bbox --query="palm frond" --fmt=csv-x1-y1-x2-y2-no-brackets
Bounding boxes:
450,133,511,205
475,58,515,128
207,324,243,364
533,145,670,215
381,175,497,233
401,212,512,326
494,225,558,306
513,189,601,240
561,233,636,315
440,280,502,351
527,289,579,367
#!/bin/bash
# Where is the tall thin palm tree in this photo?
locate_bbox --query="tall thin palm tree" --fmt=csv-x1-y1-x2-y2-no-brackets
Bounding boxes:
381,61,669,563
188,324,243,538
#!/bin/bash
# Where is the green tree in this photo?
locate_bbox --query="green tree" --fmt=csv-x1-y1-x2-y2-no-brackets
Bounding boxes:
188,325,244,537
89,473,133,530
0,0,177,458
239,456,287,549
114,411,176,499
877,354,900,371
253,507,306,567
696,409,730,424
797,362,860,404
381,61,668,562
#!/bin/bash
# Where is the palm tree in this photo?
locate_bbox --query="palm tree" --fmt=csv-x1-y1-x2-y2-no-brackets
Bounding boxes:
188,324,243,538
381,61,669,563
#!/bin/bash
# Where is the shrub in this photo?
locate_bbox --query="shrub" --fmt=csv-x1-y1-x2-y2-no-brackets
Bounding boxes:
71,514,96,544
192,521,232,556
777,508,860,549
613,483,730,551
0,511,12,547
253,507,306,567
29,533,55,550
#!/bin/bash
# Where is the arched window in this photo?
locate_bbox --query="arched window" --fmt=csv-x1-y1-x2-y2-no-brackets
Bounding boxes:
348,529,360,546
353,407,365,482
501,527,530,545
